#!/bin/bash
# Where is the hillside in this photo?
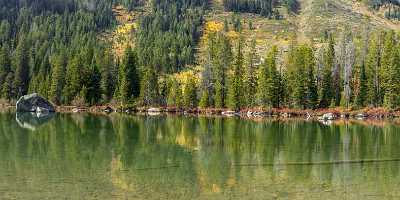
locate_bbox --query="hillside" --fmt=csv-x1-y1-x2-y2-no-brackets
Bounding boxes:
197,0,400,58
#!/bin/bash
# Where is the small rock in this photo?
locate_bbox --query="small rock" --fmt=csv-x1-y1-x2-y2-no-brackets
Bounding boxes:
222,111,239,117
320,113,336,121
104,106,113,113
355,113,367,120
148,107,161,113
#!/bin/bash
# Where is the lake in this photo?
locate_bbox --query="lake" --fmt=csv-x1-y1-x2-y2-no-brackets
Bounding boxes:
1,112,400,199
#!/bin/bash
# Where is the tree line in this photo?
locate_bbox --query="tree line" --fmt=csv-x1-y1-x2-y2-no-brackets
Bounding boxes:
1,0,400,111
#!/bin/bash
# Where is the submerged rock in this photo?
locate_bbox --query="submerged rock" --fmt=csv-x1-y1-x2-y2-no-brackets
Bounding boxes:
16,93,55,113
16,112,55,131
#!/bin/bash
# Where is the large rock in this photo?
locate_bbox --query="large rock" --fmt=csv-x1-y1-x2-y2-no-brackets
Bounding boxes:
16,93,55,113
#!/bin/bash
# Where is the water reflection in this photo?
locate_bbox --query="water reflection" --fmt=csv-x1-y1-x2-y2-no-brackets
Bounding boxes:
0,113,400,199
15,112,55,131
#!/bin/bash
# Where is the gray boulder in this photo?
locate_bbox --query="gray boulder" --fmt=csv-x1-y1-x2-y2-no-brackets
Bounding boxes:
16,93,55,113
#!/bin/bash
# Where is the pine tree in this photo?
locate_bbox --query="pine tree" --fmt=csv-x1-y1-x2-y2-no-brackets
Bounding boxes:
304,47,319,109
268,46,281,108
86,65,102,105
380,31,395,100
384,47,400,109
100,50,116,103
63,56,82,104
292,46,307,109
140,68,159,106
366,33,383,107
356,63,368,107
2,72,14,101
167,78,182,107
13,37,30,98
228,38,244,111
214,33,232,108
183,76,198,109
199,89,210,108
118,46,140,104
319,37,335,108
49,53,66,105
0,44,11,88
243,39,258,108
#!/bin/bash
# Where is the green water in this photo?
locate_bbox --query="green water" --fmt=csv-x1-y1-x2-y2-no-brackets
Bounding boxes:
1,112,400,199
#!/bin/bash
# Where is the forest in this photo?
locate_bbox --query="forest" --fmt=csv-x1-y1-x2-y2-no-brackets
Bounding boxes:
0,0,400,111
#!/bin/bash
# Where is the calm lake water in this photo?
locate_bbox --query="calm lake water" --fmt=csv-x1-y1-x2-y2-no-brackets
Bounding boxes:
1,112,400,199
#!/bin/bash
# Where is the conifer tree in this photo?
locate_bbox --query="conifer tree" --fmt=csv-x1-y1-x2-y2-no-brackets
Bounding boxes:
100,50,116,103
319,37,335,108
13,37,30,98
183,76,198,109
86,65,102,105
292,46,307,109
356,63,368,107
0,44,11,87
199,89,210,108
384,47,400,108
63,57,82,104
243,39,258,107
305,47,319,109
140,68,159,106
118,46,140,103
167,78,182,108
228,38,244,111
49,54,66,105
2,72,14,101
366,33,383,107
214,33,232,108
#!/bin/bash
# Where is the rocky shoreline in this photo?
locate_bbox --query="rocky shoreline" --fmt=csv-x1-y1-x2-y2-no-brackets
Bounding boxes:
2,103,400,121
57,106,400,120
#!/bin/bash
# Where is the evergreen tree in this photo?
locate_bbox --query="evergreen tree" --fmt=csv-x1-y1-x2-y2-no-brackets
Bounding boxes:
140,68,159,106
118,46,140,103
305,47,319,109
384,47,400,108
214,33,232,108
167,78,182,108
366,33,383,107
356,63,368,107
292,46,307,109
258,45,280,108
199,89,210,108
13,37,30,98
63,56,82,104
183,76,198,109
243,39,258,108
0,44,11,87
100,50,116,103
228,38,244,111
49,54,66,105
2,72,14,101
319,37,335,108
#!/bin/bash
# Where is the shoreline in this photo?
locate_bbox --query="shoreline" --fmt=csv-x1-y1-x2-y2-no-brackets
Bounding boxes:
3,104,400,121
0,104,400,121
